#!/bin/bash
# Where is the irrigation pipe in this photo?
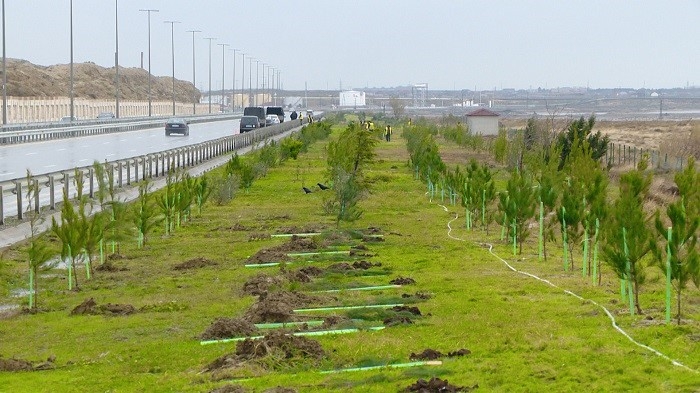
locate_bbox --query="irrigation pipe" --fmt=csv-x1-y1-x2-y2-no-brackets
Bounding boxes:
293,303,403,313
200,327,385,345
437,203,699,374
320,360,442,374
313,285,402,293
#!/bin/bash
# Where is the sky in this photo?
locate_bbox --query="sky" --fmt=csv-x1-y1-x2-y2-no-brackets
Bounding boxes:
2,1,699,92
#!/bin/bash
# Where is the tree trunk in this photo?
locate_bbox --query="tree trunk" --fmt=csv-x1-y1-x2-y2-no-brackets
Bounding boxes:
633,277,643,314
677,287,682,325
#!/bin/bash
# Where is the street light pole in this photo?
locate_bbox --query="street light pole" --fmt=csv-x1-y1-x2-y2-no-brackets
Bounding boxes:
248,57,253,107
241,53,245,108
139,9,158,117
69,0,74,121
203,37,216,114
186,30,201,114
255,59,259,106
217,43,228,112
114,0,120,118
2,0,7,125
230,48,238,111
164,20,180,116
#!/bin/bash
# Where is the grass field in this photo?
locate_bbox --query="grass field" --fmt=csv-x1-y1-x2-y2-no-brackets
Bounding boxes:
0,121,699,392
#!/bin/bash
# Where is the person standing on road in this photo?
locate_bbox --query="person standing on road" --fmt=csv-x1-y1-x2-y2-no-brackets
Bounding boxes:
384,125,392,142
290,110,298,120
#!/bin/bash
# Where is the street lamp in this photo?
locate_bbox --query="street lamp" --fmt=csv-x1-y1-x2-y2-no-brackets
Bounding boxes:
186,29,201,114
217,43,228,112
69,0,74,121
241,53,245,108
255,59,260,106
114,0,120,118
248,56,253,107
139,9,158,117
203,37,216,114
2,0,7,125
229,48,238,111
164,20,180,116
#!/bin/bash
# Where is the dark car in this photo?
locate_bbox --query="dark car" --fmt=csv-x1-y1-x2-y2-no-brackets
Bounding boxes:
165,118,189,136
243,106,266,127
265,106,285,123
239,115,261,133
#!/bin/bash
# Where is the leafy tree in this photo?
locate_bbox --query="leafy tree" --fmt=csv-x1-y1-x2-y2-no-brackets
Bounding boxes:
51,190,85,290
280,137,304,160
651,158,700,324
193,174,213,215
493,128,508,164
602,159,653,315
556,115,609,169
389,97,406,118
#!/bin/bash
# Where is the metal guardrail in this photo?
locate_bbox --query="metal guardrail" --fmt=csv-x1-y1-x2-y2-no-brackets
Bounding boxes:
0,118,306,226
0,113,239,144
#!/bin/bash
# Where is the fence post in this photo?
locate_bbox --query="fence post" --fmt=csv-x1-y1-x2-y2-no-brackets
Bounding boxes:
34,178,40,213
141,156,146,181
127,160,132,186
16,182,23,220
63,172,69,199
154,154,159,177
0,185,4,225
88,167,95,198
633,147,637,167
49,176,56,210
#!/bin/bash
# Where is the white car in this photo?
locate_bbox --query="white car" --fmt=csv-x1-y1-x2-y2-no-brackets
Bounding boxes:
265,114,281,126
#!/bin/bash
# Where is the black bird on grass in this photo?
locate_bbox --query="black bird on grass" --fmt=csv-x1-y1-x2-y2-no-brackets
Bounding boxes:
303,186,313,194
318,182,330,190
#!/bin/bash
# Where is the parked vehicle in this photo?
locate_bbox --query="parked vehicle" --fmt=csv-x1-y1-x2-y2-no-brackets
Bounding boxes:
265,114,281,126
59,116,77,123
97,112,116,119
265,106,285,123
240,115,261,133
243,106,266,127
165,118,189,136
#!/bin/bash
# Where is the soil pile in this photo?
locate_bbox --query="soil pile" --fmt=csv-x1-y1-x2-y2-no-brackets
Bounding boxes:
409,348,471,360
70,298,136,316
321,315,352,329
276,225,326,234
4,58,200,101
200,318,259,340
246,250,290,264
173,257,217,270
274,236,318,252
402,292,433,300
390,277,416,285
204,331,325,372
298,266,324,276
243,291,322,323
0,356,55,372
243,274,285,296
404,377,476,392
95,260,128,272
392,306,422,315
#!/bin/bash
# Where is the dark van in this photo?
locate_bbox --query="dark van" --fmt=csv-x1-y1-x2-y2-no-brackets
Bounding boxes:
266,106,285,123
243,106,266,127
239,115,260,133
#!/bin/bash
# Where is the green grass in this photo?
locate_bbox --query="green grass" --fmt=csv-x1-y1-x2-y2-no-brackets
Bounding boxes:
0,124,699,392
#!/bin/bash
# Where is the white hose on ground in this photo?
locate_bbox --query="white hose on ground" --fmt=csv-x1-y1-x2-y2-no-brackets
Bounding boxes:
438,205,698,374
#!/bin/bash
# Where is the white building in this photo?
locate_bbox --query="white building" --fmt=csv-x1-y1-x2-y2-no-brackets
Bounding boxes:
339,90,366,107
466,108,500,136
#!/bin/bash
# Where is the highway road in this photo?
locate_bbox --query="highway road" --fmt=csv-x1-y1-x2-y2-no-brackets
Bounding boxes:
0,118,241,183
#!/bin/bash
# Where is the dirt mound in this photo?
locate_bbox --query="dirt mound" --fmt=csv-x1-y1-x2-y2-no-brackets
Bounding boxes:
249,233,272,241
284,270,312,283
410,349,443,360
276,225,325,234
390,277,416,285
243,291,321,323
95,260,128,272
383,315,414,326
106,253,130,261
409,348,471,361
70,298,135,316
273,236,318,252
401,292,432,300
326,263,354,272
173,257,217,270
209,385,247,393
200,318,259,340
352,260,381,269
362,235,385,243
205,332,325,372
321,315,352,329
263,387,297,393
391,305,422,316
0,357,33,371
246,250,291,264
404,377,476,392
243,274,285,296
298,266,324,276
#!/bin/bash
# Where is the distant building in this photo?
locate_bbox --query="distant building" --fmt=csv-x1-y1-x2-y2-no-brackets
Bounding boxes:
466,108,500,136
339,90,366,107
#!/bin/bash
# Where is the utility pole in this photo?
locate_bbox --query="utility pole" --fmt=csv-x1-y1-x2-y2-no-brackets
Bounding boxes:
2,0,7,125
248,57,253,107
114,0,120,118
230,48,238,111
164,21,180,116
69,0,74,121
255,59,260,106
203,37,216,114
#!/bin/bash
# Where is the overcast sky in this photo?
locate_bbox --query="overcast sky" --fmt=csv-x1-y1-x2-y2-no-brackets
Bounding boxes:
3,1,699,92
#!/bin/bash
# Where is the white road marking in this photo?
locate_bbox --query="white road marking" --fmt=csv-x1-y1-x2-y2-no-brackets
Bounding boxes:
25,152,37,156
56,148,67,152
